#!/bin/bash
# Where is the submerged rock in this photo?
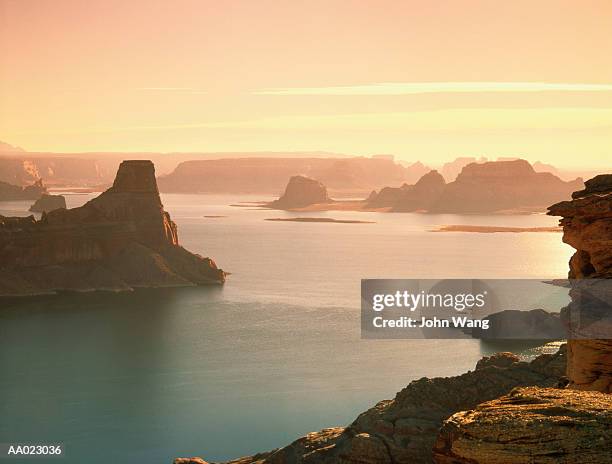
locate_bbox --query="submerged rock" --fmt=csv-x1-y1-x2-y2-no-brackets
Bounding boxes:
0,160,225,296
433,386,612,464
29,194,66,213
268,175,332,209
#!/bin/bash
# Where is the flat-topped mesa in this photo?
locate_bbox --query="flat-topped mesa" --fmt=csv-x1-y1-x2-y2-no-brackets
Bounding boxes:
0,160,225,296
430,159,583,213
548,174,612,393
268,175,332,209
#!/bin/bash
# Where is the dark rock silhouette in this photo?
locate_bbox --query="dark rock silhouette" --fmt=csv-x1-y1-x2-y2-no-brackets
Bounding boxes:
0,160,225,296
471,309,565,340
267,175,331,209
29,194,66,213
0,179,46,201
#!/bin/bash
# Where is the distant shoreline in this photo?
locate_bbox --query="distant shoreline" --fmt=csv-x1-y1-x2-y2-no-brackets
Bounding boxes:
431,225,562,233
265,217,374,224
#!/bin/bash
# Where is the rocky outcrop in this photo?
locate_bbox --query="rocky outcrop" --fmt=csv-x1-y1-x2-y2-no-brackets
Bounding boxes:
366,170,446,211
440,157,488,182
471,309,565,340
392,170,446,212
267,176,331,209
28,194,66,213
0,160,225,296
548,173,612,392
432,386,612,463
365,160,581,214
0,179,46,201
157,157,414,195
177,348,565,464
430,159,583,213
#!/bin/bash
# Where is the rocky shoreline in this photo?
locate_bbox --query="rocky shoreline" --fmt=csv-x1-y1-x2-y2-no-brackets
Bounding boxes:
176,174,611,464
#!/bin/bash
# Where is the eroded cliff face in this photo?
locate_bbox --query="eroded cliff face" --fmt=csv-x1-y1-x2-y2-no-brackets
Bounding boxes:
0,160,225,296
267,175,331,209
432,387,612,464
176,349,566,464
548,174,612,392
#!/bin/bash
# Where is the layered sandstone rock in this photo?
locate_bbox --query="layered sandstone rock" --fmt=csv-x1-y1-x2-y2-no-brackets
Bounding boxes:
366,170,446,211
431,159,583,213
432,386,612,464
0,160,225,296
28,194,66,213
548,173,612,392
267,175,331,209
177,348,565,464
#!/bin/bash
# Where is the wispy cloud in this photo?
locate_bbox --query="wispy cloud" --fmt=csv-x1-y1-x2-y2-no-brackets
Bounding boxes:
138,87,208,94
253,82,612,96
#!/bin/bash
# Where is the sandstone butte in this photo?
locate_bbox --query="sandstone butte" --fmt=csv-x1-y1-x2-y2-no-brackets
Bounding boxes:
176,174,611,464
367,159,582,213
267,175,332,210
0,160,225,296
28,193,66,213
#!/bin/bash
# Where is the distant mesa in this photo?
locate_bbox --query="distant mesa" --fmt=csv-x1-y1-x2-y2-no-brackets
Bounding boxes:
29,194,66,213
0,179,47,201
429,159,583,214
441,156,488,182
157,156,415,196
265,217,374,224
0,160,225,297
0,140,25,153
267,175,332,210
367,170,446,212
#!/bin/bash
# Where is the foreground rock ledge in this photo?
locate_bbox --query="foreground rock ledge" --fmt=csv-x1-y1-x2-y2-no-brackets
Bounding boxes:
0,160,225,296
176,348,566,464
433,386,612,464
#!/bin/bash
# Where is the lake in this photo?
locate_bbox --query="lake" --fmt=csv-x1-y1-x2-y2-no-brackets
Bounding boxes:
0,194,572,463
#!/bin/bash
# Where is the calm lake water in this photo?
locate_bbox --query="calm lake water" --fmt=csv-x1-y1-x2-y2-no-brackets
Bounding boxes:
0,194,572,463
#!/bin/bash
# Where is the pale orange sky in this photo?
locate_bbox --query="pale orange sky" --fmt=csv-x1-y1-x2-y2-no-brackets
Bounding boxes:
0,0,611,168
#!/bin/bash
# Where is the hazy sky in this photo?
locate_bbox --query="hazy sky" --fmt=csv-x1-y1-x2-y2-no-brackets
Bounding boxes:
1,0,611,168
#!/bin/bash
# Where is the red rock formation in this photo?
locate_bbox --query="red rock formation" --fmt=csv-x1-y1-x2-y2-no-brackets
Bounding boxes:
548,174,612,392
267,175,331,209
431,159,583,213
432,387,612,464
0,160,225,296
366,170,446,211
